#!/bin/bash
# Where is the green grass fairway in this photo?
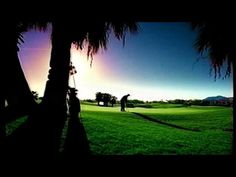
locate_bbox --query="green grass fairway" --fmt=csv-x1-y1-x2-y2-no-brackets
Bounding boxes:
81,103,233,155
6,103,233,155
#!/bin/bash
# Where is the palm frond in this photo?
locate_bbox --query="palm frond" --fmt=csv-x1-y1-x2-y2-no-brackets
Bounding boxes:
20,21,49,31
191,22,234,79
69,21,138,65
15,21,49,49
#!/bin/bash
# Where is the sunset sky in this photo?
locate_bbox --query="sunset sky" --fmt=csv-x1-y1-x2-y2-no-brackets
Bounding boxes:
18,22,233,101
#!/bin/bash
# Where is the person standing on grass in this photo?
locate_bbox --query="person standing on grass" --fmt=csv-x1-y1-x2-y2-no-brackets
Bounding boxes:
120,94,130,112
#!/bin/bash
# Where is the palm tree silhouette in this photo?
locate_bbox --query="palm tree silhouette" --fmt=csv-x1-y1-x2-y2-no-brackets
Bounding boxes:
22,21,139,156
1,21,48,112
42,21,138,109
5,19,234,157
1,23,34,116
3,20,138,157
1,21,48,156
0,22,46,140
192,21,235,154
191,22,234,79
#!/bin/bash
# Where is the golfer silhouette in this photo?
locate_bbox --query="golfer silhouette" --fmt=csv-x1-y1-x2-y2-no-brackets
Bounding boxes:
120,94,130,112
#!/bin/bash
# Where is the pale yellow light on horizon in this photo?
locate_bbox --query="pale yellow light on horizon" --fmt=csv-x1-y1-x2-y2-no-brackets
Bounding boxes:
69,46,106,88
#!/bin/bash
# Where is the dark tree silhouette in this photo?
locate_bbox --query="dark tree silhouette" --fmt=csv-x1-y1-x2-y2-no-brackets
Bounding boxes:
103,93,112,107
0,96,6,141
4,19,235,157
191,22,235,79
1,22,43,141
95,92,116,107
95,92,103,106
42,21,138,110
33,21,139,155
31,91,39,101
1,21,48,157
1,21,48,117
3,21,138,158
110,96,117,107
192,21,235,153
1,22,37,118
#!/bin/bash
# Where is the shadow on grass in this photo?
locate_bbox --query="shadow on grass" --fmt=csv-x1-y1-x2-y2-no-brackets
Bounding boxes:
3,105,90,160
132,112,200,132
62,115,91,159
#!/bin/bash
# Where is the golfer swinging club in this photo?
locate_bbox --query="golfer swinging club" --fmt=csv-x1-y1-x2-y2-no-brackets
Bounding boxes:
120,94,130,112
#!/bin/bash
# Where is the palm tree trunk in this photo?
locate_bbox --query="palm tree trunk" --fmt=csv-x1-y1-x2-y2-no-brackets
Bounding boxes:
7,51,37,114
0,63,6,139
40,23,71,155
1,24,37,156
2,23,37,117
42,24,71,108
233,62,235,155
0,97,5,139
1,23,36,127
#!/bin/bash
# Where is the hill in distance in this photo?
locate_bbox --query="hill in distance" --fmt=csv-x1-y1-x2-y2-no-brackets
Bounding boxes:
204,95,231,101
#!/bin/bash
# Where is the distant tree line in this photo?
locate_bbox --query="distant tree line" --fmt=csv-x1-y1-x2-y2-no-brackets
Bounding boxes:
84,97,233,107
83,99,96,103
129,99,233,107
167,99,233,107
128,99,145,104
125,99,145,108
95,92,117,107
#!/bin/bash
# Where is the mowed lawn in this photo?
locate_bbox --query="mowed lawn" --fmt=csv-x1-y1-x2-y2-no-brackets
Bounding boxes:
81,103,233,155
